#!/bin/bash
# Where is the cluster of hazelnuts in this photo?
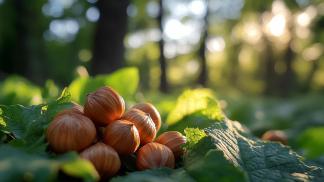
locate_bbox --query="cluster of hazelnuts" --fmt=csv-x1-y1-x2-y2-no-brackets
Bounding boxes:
46,86,186,178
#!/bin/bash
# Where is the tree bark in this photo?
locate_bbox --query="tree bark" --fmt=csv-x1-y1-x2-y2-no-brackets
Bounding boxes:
302,60,319,92
157,0,169,92
0,0,29,79
0,0,46,84
91,0,130,75
197,0,210,87
227,41,240,88
277,41,295,96
263,39,276,95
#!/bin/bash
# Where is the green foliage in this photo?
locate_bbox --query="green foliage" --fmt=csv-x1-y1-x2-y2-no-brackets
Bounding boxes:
113,89,324,182
203,119,324,182
185,149,246,182
175,118,323,182
42,80,60,102
225,95,324,136
0,89,99,181
69,67,139,104
298,127,324,159
0,75,42,105
183,129,246,182
167,89,224,131
111,168,194,182
183,128,207,150
0,89,72,153
0,145,98,182
0,83,323,181
165,89,324,181
60,154,100,182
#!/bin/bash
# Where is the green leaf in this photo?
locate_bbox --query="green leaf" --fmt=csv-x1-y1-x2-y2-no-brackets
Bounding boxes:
60,154,99,182
69,67,139,104
183,128,207,150
0,116,5,127
203,119,324,182
111,168,194,182
42,80,60,101
0,145,58,182
0,75,43,105
0,104,44,140
44,88,72,122
0,89,72,154
166,89,224,131
186,149,247,182
184,128,247,182
99,67,139,100
0,145,98,182
298,127,324,159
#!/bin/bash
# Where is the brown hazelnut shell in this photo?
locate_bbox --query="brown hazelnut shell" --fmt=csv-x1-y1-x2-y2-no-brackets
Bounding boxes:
46,110,96,153
155,131,186,158
84,87,125,126
80,142,121,177
122,109,156,145
132,103,161,131
70,102,84,114
103,120,140,155
136,142,175,170
261,130,288,145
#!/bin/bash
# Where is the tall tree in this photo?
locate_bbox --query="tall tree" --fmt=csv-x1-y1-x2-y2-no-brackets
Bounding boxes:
0,0,46,83
157,0,169,92
277,40,296,96
224,21,241,89
197,0,210,86
303,59,319,92
226,42,241,88
302,17,324,92
91,0,130,75
263,38,276,95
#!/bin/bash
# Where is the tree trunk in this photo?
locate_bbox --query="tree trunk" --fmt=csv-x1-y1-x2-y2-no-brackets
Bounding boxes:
91,0,130,75
227,42,240,88
13,0,29,78
157,0,169,92
302,60,319,92
139,55,151,90
0,0,46,84
0,0,29,79
197,0,210,87
278,42,295,96
263,39,276,95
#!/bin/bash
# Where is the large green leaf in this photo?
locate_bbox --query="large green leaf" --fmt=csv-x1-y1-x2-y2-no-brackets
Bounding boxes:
0,145,99,182
186,149,247,182
0,89,72,154
184,128,247,182
69,67,139,104
166,89,224,131
200,119,324,182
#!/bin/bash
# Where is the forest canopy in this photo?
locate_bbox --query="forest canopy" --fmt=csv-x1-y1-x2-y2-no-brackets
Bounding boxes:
0,0,323,96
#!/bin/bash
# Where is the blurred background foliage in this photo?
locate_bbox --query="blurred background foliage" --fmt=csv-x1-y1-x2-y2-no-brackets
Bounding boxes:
0,0,324,159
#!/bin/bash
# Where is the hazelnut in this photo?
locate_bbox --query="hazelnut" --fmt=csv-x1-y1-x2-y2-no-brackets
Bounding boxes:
46,110,96,153
103,120,140,155
136,142,175,170
122,109,156,145
84,87,125,126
